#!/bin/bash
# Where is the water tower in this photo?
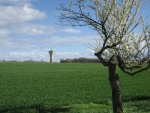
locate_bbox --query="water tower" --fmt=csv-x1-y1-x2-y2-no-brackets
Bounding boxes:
48,50,54,63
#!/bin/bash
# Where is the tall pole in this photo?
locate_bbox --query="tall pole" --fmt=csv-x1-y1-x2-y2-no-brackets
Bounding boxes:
49,50,54,63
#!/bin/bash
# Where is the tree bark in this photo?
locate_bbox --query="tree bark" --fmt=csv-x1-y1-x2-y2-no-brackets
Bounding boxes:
109,56,123,113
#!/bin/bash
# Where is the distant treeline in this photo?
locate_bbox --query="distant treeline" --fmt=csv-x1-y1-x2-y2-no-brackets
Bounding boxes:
0,60,47,63
60,57,100,63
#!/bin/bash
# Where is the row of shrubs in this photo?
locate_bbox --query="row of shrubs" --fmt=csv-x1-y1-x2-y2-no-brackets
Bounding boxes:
0,60,47,63
60,57,100,63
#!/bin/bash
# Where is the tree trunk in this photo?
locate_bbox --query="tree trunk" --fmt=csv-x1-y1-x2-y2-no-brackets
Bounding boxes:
109,56,123,113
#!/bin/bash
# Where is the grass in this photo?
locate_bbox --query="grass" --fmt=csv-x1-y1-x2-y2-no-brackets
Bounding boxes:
0,62,149,113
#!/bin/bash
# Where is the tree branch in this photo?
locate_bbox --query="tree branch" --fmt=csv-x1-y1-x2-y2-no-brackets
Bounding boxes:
117,55,150,76
94,46,109,66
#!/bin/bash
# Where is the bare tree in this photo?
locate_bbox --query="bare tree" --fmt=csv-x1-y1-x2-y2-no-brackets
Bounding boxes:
58,0,150,112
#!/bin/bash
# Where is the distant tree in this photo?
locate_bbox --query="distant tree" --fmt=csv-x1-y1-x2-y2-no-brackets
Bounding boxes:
58,0,150,112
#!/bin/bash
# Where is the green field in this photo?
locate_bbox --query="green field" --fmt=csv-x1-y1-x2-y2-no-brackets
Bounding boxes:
0,63,150,113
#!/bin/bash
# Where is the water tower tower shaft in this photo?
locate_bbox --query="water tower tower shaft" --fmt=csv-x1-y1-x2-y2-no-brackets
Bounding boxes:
49,50,54,63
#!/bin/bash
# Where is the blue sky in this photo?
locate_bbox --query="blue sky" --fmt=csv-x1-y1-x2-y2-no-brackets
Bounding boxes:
0,0,149,62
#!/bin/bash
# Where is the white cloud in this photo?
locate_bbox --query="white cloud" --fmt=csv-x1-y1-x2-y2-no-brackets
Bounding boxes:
0,5,46,26
0,28,13,49
11,24,55,35
44,35,95,47
0,32,38,51
0,51,49,61
61,28,81,34
0,37,13,49
0,28,10,35
0,0,35,6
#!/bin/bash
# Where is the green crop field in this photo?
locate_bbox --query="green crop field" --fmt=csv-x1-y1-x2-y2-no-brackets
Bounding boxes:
0,63,150,113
